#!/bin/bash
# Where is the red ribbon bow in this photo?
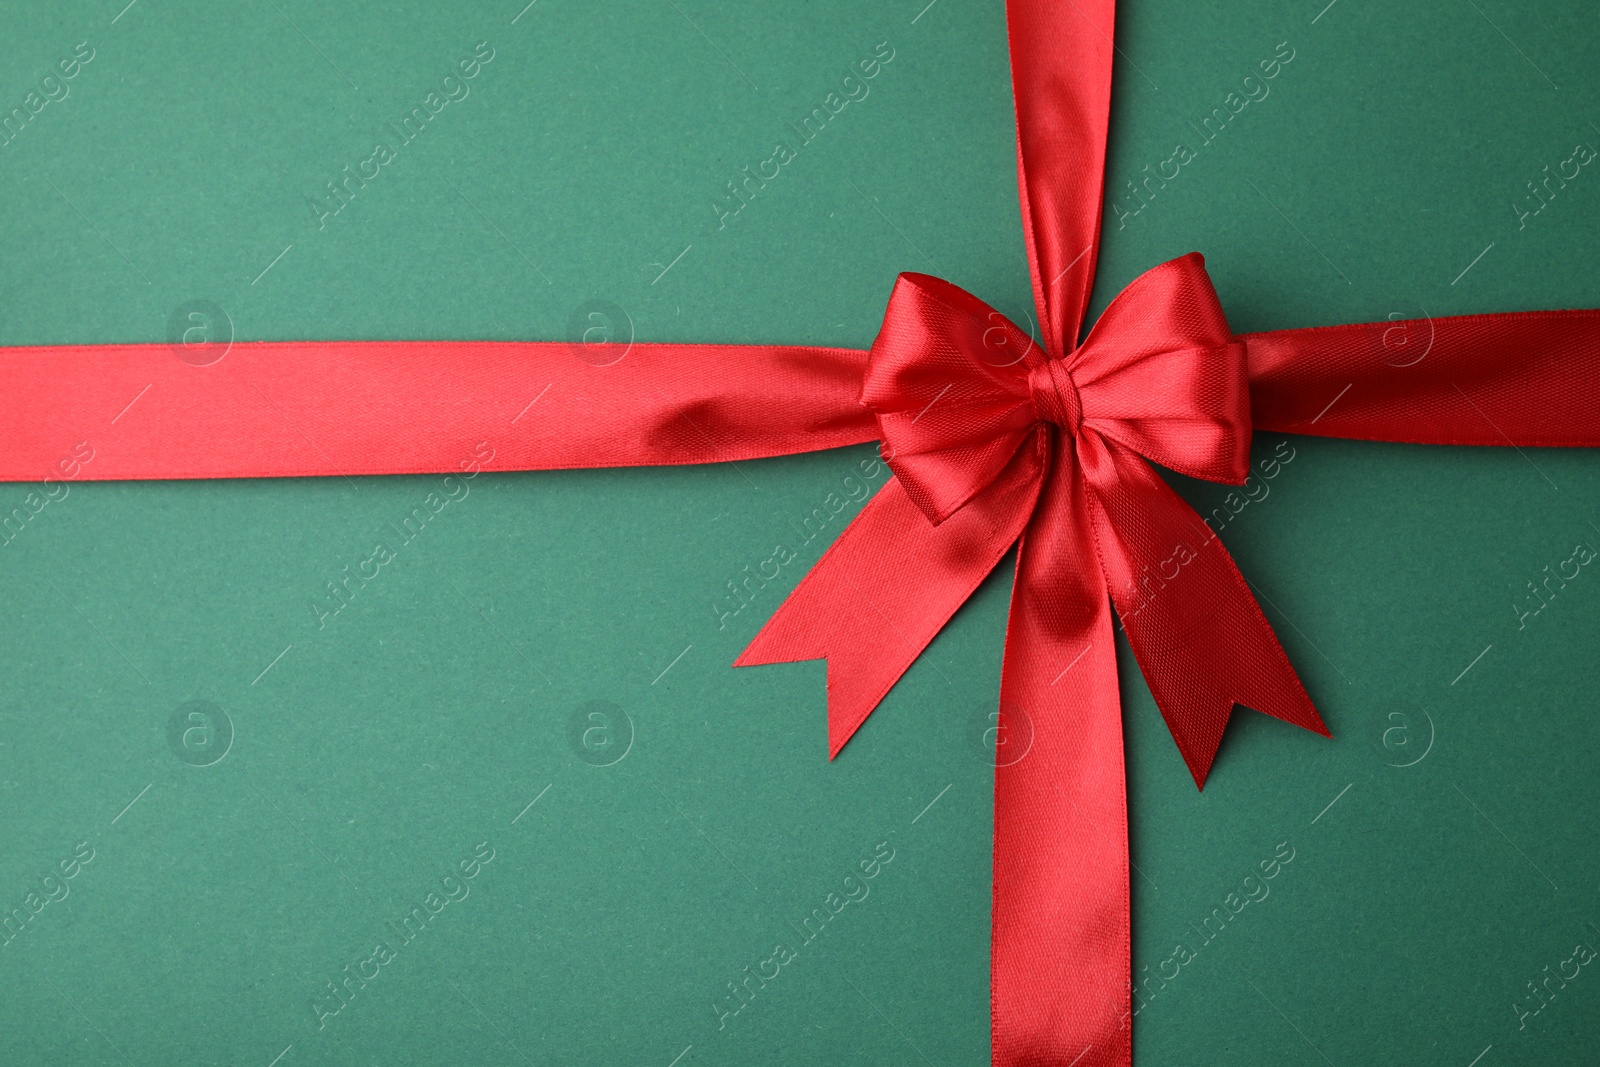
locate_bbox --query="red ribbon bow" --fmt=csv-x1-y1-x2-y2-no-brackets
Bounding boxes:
744,254,1326,785
738,252,1330,1066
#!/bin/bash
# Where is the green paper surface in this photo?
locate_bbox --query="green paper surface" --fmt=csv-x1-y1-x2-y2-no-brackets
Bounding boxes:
3,2,1599,1064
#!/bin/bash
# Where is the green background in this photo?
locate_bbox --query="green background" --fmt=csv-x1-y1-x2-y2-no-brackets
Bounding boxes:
3,1,1599,1064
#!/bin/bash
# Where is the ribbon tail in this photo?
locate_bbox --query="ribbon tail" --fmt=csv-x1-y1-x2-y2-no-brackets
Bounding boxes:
1077,433,1329,788
992,439,1130,1067
737,441,1044,758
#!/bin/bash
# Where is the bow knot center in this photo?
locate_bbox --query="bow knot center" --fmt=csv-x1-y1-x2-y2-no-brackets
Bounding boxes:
1027,360,1083,434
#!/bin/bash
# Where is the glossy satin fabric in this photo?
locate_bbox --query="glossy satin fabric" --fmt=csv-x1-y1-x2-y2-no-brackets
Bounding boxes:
0,340,876,480
1245,310,1600,444
5,2,1600,1065
11,313,1600,482
740,253,1332,1067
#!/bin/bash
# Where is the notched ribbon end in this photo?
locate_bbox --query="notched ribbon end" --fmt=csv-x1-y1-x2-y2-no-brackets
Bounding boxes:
736,604,902,764
1177,693,1333,792
732,642,838,759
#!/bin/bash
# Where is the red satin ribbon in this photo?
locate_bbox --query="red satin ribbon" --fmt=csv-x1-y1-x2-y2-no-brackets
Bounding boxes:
739,251,1341,1067
5,2,1600,1064
0,340,876,480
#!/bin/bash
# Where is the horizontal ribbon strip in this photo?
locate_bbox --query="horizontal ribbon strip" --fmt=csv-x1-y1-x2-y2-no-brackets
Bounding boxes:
8,310,1600,484
0,340,875,481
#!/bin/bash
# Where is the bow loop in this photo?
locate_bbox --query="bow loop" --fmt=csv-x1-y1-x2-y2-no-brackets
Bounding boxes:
862,272,1044,524
1071,252,1253,484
